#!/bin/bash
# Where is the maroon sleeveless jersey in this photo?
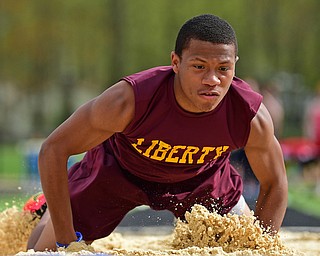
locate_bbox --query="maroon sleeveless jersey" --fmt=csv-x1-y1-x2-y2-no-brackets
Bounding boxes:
108,66,262,184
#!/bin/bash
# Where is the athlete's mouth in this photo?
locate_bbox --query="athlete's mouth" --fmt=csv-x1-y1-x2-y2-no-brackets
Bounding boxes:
199,90,220,97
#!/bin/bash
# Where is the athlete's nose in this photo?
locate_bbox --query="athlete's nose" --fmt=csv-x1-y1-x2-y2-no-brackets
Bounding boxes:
202,70,221,86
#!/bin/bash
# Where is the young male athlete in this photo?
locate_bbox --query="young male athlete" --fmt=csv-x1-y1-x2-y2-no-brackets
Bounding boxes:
27,14,288,251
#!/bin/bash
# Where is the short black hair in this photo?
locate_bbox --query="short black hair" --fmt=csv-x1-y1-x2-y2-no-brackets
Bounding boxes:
174,14,238,58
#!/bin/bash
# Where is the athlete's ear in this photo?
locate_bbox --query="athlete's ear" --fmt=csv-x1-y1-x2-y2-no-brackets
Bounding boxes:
171,51,180,73
233,56,239,76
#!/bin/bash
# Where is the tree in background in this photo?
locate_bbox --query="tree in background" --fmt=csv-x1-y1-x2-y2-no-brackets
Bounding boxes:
0,0,319,141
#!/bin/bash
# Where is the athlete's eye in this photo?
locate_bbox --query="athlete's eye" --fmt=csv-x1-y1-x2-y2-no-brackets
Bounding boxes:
194,65,205,70
219,67,230,72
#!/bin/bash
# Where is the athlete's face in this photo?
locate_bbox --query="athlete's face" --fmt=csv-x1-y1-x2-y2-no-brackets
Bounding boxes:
172,39,238,113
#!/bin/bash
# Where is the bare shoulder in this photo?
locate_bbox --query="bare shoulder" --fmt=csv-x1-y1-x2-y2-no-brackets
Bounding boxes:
244,102,286,184
90,80,135,133
41,80,134,156
246,103,274,149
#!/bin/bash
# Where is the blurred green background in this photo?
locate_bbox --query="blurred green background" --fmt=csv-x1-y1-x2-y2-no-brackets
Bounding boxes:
1,0,320,221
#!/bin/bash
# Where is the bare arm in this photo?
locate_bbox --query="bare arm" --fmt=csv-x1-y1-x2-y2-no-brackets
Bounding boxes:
244,103,288,233
38,80,134,246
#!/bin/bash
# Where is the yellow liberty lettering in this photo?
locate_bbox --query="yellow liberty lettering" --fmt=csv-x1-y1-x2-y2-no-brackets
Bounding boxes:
131,138,145,153
197,147,215,164
179,146,199,164
213,146,229,159
165,145,187,163
143,140,159,157
150,140,171,161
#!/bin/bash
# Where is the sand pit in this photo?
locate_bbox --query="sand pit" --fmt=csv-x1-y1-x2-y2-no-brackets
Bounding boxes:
1,205,319,256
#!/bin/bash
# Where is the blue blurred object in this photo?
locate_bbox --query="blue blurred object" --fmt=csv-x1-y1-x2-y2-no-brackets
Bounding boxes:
23,138,78,181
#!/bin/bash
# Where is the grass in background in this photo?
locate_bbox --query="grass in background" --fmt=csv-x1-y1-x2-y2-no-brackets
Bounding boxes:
288,184,320,218
286,161,320,217
0,143,84,213
0,143,40,212
0,143,26,179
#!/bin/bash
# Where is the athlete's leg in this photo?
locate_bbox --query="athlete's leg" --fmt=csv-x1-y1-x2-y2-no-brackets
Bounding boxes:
31,212,56,251
27,210,52,250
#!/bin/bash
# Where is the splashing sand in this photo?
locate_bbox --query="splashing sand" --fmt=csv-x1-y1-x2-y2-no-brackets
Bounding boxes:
1,204,319,255
0,206,39,255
